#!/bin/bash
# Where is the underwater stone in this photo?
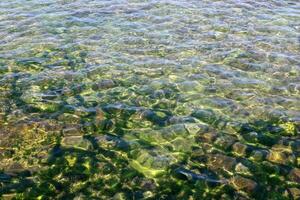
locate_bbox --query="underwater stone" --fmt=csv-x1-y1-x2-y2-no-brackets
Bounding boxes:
232,142,248,156
1,194,17,200
149,80,167,90
279,122,297,136
250,150,267,162
230,175,257,194
224,121,244,133
214,135,237,150
58,113,81,124
113,192,126,200
191,109,217,124
152,89,166,99
170,136,194,152
152,88,177,99
261,161,280,174
174,167,227,183
226,90,256,101
62,126,83,136
168,116,196,125
5,162,24,175
140,179,156,190
207,154,237,172
95,135,129,150
92,79,116,90
176,80,203,92
36,101,60,112
61,136,92,150
131,149,176,176
174,103,194,116
143,191,154,199
291,140,300,153
153,99,176,109
288,168,300,183
197,131,218,143
287,188,300,200
267,149,295,165
288,83,300,93
102,104,127,115
203,64,238,79
235,163,251,175
232,77,265,88
184,123,209,134
203,97,235,109
242,131,259,143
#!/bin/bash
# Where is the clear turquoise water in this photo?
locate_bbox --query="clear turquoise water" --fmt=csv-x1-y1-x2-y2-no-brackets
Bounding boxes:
0,0,300,199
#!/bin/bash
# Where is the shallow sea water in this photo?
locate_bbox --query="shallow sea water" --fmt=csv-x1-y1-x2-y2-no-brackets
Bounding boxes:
0,0,300,199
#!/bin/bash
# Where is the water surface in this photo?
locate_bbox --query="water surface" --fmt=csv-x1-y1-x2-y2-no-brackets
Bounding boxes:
0,0,300,199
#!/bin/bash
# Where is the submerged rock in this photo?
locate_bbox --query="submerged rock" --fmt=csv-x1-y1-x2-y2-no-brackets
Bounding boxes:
176,80,203,93
235,163,251,175
250,150,267,162
191,109,218,124
214,135,237,150
61,136,93,150
130,149,177,177
184,123,209,134
95,135,129,150
62,126,83,136
288,168,300,183
242,131,259,143
287,188,300,200
207,154,237,172
197,131,218,143
230,175,257,194
174,167,227,184
92,79,116,90
267,149,295,165
5,162,25,175
232,142,248,156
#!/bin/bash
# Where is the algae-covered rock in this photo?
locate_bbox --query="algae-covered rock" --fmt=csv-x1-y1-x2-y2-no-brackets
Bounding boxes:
95,135,129,150
136,124,190,145
214,135,237,150
267,148,295,165
279,122,297,136
176,80,203,93
184,123,209,134
191,109,218,124
173,167,227,184
112,192,127,200
20,85,60,112
92,79,116,90
2,193,17,200
207,154,237,172
242,131,259,143
168,116,195,125
250,150,267,162
61,136,93,150
149,80,169,90
169,136,195,152
287,188,300,200
288,168,300,183
130,149,176,178
230,175,257,194
5,162,25,175
235,163,251,176
232,142,248,156
62,126,83,136
58,113,81,124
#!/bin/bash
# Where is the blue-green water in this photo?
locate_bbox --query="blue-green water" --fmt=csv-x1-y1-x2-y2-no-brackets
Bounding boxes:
0,0,300,199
